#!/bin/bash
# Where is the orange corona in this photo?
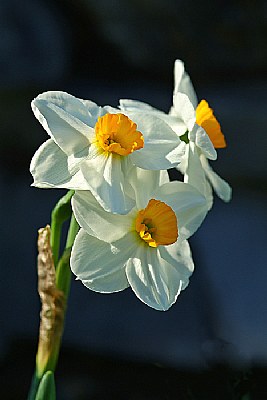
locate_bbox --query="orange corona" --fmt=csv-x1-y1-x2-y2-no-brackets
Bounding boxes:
196,100,226,148
95,113,144,156
135,199,178,247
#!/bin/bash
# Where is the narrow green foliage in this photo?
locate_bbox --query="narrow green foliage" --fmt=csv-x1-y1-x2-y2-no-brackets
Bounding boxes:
35,371,56,400
50,190,74,266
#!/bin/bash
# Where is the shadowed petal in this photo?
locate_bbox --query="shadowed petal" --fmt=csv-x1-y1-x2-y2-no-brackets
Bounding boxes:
72,191,133,243
190,125,217,161
200,155,232,202
182,143,213,210
30,139,89,189
159,240,194,290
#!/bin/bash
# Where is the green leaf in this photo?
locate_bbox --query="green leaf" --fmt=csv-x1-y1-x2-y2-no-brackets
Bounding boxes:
35,371,56,400
51,190,74,224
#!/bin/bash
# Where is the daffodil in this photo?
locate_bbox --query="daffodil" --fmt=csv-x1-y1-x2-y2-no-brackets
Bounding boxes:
30,91,184,214
170,60,232,202
119,60,232,203
70,168,209,311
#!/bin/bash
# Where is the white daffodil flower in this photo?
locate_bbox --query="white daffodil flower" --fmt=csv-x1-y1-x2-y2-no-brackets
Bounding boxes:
70,168,209,311
170,60,232,202
30,91,184,214
119,60,232,203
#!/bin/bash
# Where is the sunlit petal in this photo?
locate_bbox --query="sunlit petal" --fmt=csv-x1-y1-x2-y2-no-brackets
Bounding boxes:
31,91,92,156
81,148,135,214
70,229,134,293
173,59,198,108
126,113,182,169
172,92,196,132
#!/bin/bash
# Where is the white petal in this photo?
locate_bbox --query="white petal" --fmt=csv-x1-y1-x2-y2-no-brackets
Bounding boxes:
183,143,213,210
120,99,187,144
174,142,188,174
165,110,188,135
173,59,198,108
103,105,120,114
119,99,157,112
172,93,196,132
152,181,209,240
79,99,107,124
81,147,135,214
200,155,232,202
159,169,170,186
164,140,186,165
30,139,89,189
35,92,99,126
126,246,183,311
127,113,182,169
190,125,217,160
119,99,178,134
120,99,187,138
72,191,133,243
70,229,132,293
159,240,194,290
152,180,206,214
127,168,168,209
32,91,92,156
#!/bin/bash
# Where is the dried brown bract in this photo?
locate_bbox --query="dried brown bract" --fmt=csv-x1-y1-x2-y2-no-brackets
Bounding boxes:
36,226,65,376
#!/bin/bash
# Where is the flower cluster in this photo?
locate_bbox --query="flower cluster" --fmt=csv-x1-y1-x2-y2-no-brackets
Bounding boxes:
31,59,231,311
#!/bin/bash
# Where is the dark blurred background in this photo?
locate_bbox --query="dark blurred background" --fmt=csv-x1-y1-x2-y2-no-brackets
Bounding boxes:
1,0,267,399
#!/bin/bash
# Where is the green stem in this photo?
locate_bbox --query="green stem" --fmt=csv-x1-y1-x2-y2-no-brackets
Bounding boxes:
50,218,60,268
66,213,80,249
56,214,79,296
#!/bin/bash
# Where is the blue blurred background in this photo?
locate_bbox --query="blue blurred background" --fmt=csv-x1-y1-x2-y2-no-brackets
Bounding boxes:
1,0,267,398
